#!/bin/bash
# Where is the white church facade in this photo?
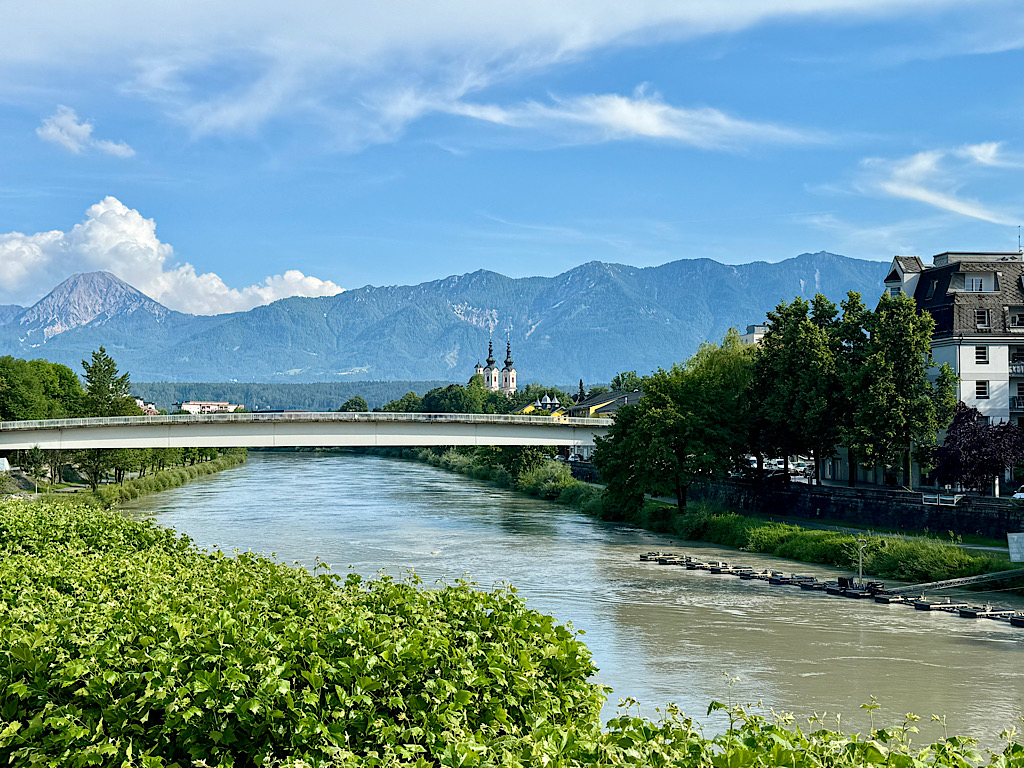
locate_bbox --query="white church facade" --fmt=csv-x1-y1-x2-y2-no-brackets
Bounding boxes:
474,340,517,396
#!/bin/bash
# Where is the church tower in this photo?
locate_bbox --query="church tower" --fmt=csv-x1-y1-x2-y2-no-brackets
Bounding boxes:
483,340,499,391
500,340,517,395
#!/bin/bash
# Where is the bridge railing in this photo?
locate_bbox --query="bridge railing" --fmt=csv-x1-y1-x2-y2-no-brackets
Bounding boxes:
0,411,613,432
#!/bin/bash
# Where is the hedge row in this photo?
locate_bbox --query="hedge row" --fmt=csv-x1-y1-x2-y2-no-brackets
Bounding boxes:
85,449,248,507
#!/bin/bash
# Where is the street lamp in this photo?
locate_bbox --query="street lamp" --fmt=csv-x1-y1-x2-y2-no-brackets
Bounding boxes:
857,538,867,588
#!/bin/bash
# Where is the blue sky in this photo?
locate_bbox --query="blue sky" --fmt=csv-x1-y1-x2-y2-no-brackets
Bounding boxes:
1,0,1023,314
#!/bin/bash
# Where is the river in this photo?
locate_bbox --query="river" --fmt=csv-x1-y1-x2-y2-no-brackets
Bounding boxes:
124,451,1024,746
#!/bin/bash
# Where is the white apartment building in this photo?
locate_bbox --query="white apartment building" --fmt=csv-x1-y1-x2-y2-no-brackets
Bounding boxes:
884,251,1024,425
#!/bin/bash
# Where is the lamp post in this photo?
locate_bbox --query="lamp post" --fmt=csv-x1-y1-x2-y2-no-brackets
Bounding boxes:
857,538,867,588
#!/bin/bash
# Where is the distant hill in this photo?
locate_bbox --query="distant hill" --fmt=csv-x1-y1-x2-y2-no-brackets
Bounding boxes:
0,252,886,382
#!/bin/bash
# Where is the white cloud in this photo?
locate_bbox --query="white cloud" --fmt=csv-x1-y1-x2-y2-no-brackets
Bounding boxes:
36,106,135,158
447,88,823,149
0,197,343,314
857,143,1021,225
1,0,958,148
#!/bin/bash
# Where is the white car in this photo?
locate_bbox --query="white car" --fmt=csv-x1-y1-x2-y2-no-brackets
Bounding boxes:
1013,486,1024,499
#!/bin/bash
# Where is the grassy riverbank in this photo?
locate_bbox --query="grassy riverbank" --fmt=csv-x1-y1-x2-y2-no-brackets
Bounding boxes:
372,447,1011,585
29,448,248,508
2,497,1021,767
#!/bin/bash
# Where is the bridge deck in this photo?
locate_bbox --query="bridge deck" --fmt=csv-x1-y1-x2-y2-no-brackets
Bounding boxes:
0,412,613,451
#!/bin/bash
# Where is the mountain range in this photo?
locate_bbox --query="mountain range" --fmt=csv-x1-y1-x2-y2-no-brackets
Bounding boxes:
0,252,886,383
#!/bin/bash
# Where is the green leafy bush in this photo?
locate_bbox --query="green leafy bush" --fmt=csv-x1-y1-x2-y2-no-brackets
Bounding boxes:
517,460,574,499
0,472,20,495
3,499,1023,766
0,499,605,766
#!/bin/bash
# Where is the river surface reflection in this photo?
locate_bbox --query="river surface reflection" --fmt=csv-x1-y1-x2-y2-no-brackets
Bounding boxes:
124,451,1024,745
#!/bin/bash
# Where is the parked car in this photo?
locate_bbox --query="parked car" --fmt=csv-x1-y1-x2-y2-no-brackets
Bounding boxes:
1012,486,1024,499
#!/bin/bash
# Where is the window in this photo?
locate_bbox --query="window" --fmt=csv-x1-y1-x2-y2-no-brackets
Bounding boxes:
976,380,990,399
968,277,985,292
976,346,989,364
925,280,938,299
976,309,990,328
888,287,900,297
1017,383,1024,398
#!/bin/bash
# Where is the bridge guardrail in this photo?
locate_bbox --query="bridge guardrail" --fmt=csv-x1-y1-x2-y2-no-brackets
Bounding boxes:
0,412,614,432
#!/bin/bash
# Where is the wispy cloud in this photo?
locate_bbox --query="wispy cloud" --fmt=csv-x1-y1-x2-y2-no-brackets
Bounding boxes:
857,142,1021,225
36,106,135,158
1,0,962,150
447,87,824,149
799,211,951,258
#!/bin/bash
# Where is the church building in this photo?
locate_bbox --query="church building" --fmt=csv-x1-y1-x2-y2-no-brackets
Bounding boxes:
474,340,517,396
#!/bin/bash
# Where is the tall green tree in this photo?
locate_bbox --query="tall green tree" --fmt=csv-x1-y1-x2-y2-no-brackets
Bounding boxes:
593,403,650,517
28,359,84,417
0,356,49,421
422,384,479,414
596,330,753,513
76,449,108,491
752,296,842,480
833,292,871,486
337,396,368,412
849,293,957,486
377,391,423,413
81,347,142,418
609,371,642,392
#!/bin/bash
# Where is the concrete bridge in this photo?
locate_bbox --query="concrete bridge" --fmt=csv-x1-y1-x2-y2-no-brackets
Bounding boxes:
0,412,612,451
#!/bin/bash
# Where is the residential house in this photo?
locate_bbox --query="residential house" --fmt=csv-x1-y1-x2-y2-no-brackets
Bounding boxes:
174,400,243,414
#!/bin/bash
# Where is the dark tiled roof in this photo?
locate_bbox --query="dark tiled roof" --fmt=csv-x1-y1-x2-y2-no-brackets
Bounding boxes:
895,256,925,273
567,389,643,415
913,261,1024,336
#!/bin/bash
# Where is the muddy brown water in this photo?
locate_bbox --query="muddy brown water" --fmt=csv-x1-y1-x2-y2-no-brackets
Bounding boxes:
123,451,1024,746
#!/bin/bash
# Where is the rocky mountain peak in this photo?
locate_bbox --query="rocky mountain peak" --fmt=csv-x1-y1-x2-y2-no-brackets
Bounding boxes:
14,271,172,343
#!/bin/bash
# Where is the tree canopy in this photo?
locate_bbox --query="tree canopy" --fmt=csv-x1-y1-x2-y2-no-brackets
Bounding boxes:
596,330,754,513
81,347,143,418
338,396,369,412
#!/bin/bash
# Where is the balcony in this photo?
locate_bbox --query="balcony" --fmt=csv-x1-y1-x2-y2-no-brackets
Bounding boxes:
1011,362,1024,376
1011,397,1024,411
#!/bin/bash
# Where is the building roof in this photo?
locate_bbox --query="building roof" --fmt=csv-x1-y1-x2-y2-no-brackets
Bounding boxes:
568,389,643,415
911,258,1024,337
894,256,925,273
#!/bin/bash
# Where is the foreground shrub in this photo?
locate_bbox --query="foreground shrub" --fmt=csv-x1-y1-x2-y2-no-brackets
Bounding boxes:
517,460,575,499
3,499,1023,767
0,499,606,766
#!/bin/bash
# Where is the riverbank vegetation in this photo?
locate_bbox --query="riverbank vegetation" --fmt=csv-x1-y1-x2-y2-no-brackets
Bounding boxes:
86,447,247,507
3,497,1022,767
1,349,248,503
373,447,1009,585
595,292,963,513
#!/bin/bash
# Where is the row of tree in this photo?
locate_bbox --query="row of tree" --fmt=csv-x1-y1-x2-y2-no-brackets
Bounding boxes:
595,292,960,513
2,348,231,490
371,377,590,415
